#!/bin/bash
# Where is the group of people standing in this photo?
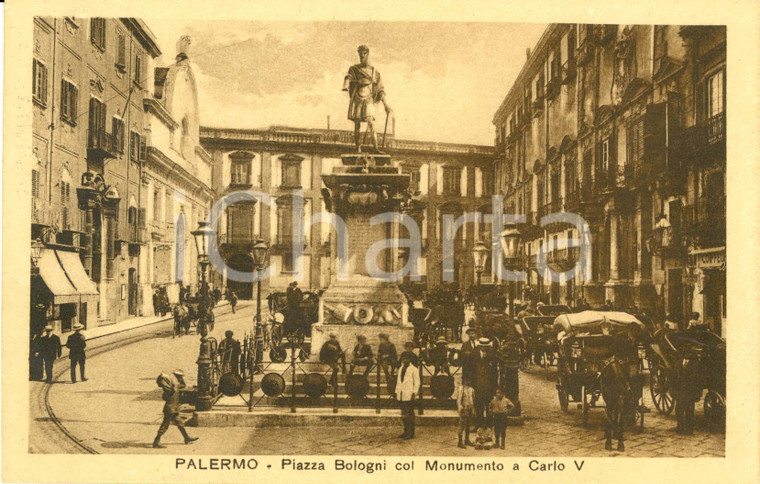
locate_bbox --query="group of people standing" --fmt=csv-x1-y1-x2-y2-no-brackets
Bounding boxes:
455,327,515,450
29,323,87,383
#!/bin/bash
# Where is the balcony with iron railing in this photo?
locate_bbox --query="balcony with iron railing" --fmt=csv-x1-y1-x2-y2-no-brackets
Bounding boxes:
562,57,577,84
87,128,117,159
678,112,725,159
546,246,580,269
273,233,309,248
682,197,726,236
707,112,725,145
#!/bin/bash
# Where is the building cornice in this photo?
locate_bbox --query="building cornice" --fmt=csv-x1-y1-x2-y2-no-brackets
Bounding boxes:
199,126,493,159
119,18,162,58
493,23,568,125
146,146,214,199
144,97,179,130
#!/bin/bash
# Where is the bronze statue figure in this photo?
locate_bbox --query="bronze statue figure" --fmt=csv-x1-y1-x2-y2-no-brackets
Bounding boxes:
343,45,393,153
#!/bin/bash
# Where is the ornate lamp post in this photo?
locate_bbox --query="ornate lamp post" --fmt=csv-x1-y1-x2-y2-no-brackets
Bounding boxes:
250,238,269,379
501,223,523,417
472,240,489,310
191,221,217,411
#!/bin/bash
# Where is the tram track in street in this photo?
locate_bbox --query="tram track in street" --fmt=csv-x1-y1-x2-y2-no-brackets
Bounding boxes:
30,303,242,454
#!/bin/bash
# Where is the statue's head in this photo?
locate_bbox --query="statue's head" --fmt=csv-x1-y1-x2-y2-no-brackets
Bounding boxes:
357,45,369,64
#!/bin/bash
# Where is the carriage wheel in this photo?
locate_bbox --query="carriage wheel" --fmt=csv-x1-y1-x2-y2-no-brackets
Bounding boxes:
649,364,675,415
557,385,569,413
703,391,726,433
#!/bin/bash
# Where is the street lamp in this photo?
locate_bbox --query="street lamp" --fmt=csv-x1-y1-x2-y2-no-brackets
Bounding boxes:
31,238,44,275
249,238,270,410
191,221,217,412
472,240,489,310
500,223,523,417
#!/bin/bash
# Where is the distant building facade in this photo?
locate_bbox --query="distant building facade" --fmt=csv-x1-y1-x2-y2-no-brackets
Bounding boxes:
200,126,494,298
142,37,215,313
492,24,725,334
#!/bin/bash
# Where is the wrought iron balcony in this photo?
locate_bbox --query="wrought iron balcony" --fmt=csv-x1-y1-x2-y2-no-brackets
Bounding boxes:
707,112,725,145
682,197,726,235
565,188,581,212
576,39,594,66
87,128,117,159
562,58,577,84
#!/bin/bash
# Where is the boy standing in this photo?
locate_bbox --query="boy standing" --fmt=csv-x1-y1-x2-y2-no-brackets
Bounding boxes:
454,383,475,448
489,388,515,449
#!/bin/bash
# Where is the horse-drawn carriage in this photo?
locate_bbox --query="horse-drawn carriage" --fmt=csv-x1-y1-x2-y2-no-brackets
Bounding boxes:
647,328,726,431
553,311,648,437
266,290,320,347
172,296,215,337
517,316,558,374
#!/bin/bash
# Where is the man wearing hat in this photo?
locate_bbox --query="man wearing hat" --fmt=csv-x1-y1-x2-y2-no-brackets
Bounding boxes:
473,337,497,426
218,330,241,374
348,334,374,377
400,341,420,366
39,325,62,383
395,350,420,439
430,336,451,376
377,333,398,388
153,370,198,448
319,333,346,387
460,327,479,385
65,323,87,383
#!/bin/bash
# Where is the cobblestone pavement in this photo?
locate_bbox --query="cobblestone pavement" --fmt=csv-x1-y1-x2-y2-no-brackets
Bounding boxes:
39,303,725,457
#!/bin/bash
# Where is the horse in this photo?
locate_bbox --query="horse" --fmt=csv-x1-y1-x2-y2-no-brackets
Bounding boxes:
172,303,190,337
599,352,640,451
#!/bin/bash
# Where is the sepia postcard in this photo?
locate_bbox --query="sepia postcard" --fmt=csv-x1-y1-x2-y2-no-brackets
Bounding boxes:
3,0,760,483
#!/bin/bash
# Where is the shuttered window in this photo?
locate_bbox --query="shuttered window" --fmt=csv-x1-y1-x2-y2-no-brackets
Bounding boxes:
90,18,106,51
32,170,40,199
60,80,78,125
32,59,48,106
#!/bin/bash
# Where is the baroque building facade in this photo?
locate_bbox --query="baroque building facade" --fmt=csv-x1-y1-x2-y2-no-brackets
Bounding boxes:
200,126,494,299
492,24,726,335
31,18,214,335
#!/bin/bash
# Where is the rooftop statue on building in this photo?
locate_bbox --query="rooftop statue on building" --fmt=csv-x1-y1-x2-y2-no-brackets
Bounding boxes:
343,45,393,154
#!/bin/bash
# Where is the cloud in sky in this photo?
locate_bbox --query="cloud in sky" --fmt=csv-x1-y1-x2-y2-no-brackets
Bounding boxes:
148,20,547,145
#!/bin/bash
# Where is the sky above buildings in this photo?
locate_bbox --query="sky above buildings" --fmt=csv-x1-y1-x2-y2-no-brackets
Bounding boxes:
148,20,547,145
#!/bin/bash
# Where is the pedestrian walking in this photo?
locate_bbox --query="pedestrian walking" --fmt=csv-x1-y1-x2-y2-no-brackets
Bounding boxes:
489,388,515,449
454,382,475,448
39,325,61,383
153,370,198,448
65,323,87,383
30,330,44,381
153,290,160,316
377,333,398,390
348,334,374,376
229,290,238,313
395,351,420,440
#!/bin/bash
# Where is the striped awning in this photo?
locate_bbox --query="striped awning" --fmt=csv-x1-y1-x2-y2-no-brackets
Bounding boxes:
37,249,99,305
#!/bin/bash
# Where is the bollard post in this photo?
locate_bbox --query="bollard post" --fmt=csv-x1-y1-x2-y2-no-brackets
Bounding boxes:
290,338,297,413
376,359,381,414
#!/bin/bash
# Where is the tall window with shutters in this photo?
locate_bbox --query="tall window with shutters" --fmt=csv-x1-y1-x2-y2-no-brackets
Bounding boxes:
627,118,644,167
116,32,126,71
60,80,78,126
442,167,461,196
112,117,125,153
32,59,48,107
32,170,41,199
61,181,71,230
90,18,106,51
134,53,143,86
706,70,725,117
88,98,107,147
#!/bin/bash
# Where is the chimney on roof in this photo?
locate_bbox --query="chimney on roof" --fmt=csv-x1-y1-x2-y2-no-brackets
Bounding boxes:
526,48,531,60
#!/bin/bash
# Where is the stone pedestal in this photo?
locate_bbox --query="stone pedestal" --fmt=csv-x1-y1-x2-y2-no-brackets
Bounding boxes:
312,153,413,360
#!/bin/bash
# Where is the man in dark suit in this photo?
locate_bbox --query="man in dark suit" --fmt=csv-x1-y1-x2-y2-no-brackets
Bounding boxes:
377,333,398,388
65,323,87,383
153,370,198,448
320,333,346,387
349,334,374,376
39,325,61,383
473,338,497,426
460,327,478,386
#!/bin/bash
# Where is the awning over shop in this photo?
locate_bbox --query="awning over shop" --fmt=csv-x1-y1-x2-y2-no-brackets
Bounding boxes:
56,250,99,300
37,249,99,305
37,249,79,304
